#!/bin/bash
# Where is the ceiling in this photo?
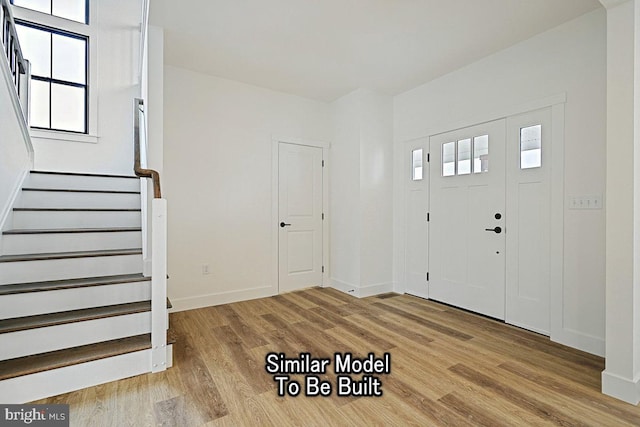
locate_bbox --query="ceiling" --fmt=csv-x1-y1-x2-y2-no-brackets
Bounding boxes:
151,0,602,102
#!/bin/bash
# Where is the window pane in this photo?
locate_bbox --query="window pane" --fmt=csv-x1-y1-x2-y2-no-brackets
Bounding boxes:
457,138,471,175
521,125,542,169
473,135,489,173
52,34,86,84
51,83,85,132
15,24,51,78
30,79,50,128
53,0,86,23
442,142,455,177
13,0,50,14
412,149,423,181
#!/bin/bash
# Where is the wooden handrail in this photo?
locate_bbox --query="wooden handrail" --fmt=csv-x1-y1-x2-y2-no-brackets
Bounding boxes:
134,98,162,198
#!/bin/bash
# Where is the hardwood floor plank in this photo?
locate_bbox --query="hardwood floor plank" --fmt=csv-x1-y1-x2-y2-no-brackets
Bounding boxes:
449,363,587,426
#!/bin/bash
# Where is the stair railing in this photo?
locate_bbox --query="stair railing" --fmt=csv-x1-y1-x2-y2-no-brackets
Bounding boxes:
1,0,30,123
134,97,168,373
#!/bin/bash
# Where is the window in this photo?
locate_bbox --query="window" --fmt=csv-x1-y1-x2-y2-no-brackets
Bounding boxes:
520,125,542,169
12,0,87,24
412,149,423,181
16,22,87,133
11,0,91,135
442,135,490,177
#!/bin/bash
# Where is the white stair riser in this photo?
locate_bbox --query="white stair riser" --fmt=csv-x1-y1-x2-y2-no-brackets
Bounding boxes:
0,345,173,404
13,210,141,229
2,231,142,255
0,312,151,360
26,174,140,192
19,191,140,209
0,281,151,319
0,254,142,285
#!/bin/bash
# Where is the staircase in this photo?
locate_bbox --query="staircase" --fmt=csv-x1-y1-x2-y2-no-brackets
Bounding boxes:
0,170,172,403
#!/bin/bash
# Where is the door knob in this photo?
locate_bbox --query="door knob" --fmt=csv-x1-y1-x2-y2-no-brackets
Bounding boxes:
280,222,291,228
485,226,502,234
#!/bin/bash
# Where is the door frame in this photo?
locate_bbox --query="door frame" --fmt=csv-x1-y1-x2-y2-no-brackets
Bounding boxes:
398,93,576,350
271,136,330,294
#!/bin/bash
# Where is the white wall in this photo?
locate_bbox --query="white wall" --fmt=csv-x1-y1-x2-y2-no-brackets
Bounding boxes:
163,65,331,311
393,9,607,354
30,0,144,175
331,89,394,296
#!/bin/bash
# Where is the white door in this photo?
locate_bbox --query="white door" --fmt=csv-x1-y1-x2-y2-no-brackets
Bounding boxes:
278,143,323,293
505,108,552,334
405,140,430,299
429,120,506,320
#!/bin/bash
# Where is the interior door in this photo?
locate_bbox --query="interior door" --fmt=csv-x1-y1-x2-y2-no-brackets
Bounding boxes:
429,119,506,319
278,142,323,293
505,108,552,334
405,139,430,299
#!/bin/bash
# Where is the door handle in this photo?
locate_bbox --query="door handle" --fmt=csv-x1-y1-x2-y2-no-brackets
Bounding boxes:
280,222,291,228
485,226,502,234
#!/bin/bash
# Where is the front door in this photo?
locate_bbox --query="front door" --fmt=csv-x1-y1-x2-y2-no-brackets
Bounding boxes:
429,119,506,319
278,143,323,293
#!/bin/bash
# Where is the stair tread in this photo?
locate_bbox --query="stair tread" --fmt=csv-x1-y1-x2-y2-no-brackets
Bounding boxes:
22,188,140,194
30,170,139,179
3,227,142,235
0,334,151,381
0,273,149,295
14,208,141,212
0,248,142,263
0,301,152,334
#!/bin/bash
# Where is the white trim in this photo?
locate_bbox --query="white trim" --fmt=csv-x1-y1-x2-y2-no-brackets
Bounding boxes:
329,278,392,298
0,346,172,404
30,129,99,144
271,136,331,293
599,0,630,10
170,286,274,312
602,370,640,405
150,198,167,372
330,278,359,296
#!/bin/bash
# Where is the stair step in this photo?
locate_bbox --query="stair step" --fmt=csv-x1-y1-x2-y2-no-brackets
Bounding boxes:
12,209,142,229
22,188,140,195
0,273,149,296
0,334,150,381
18,189,140,209
30,170,138,179
0,248,142,263
0,301,152,334
3,227,141,235
0,332,176,381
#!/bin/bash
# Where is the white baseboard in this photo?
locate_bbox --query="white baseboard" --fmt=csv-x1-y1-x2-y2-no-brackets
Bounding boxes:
329,278,393,298
602,370,640,405
169,285,275,312
551,327,605,357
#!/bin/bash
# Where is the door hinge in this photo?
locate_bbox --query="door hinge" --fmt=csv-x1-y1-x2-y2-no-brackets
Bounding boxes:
427,153,430,162
322,213,325,220
426,272,429,281
322,160,325,167
427,212,430,222
322,266,325,273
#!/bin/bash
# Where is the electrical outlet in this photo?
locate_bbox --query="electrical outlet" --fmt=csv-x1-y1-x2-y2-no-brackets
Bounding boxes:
202,264,211,275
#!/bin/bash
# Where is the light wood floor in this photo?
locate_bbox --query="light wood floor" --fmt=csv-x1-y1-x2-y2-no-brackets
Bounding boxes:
37,288,640,426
